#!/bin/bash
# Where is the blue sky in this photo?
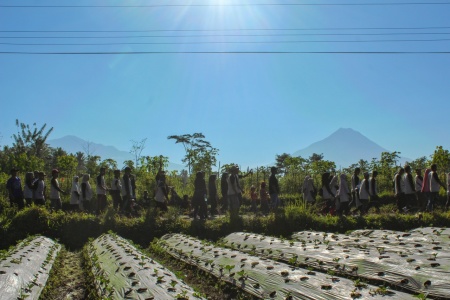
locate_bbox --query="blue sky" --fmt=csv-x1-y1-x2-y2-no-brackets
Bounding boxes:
1,1,450,168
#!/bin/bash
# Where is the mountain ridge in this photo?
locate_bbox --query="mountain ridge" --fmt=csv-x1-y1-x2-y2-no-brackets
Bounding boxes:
48,135,184,171
293,128,408,168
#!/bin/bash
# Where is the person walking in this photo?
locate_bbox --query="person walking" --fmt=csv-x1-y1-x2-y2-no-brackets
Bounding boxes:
50,169,66,211
269,167,280,210
357,172,371,215
23,172,35,207
110,170,123,210
70,176,81,211
350,168,361,209
421,168,431,211
96,167,108,214
192,171,207,220
227,166,242,218
403,166,416,211
155,170,169,212
321,172,335,214
337,174,351,215
220,172,229,211
368,171,381,213
208,174,219,216
81,174,93,212
122,167,135,213
428,164,446,211
6,168,24,209
259,181,270,215
415,169,425,211
34,172,46,206
394,168,406,212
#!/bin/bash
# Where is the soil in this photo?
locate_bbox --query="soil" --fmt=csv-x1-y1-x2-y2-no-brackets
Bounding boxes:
40,250,88,300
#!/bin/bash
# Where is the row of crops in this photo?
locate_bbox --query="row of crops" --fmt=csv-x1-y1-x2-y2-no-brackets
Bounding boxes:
1,227,449,299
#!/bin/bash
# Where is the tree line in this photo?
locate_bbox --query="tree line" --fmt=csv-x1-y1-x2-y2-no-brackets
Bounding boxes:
1,120,449,199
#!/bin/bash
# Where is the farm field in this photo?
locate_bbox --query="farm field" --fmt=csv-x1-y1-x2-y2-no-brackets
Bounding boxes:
1,227,448,299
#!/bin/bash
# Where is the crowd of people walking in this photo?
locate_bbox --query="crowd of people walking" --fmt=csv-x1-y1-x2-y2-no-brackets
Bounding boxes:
5,163,450,218
302,164,450,216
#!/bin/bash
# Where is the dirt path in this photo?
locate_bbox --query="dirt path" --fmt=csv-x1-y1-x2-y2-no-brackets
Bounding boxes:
40,250,87,300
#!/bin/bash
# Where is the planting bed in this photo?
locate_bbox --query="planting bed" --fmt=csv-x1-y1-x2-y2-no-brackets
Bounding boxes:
160,233,415,299
0,236,61,300
219,228,450,299
86,233,205,299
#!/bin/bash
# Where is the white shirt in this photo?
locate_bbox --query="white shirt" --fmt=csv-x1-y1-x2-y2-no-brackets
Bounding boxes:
96,175,107,195
23,184,33,199
303,178,315,203
415,175,423,192
359,179,370,200
430,171,441,193
81,181,93,201
338,175,350,202
50,178,61,199
35,180,45,200
70,181,81,204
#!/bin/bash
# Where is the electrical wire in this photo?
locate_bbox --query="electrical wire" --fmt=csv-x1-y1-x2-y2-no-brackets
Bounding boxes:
1,27,450,33
1,38,450,46
2,2,450,8
2,32,450,39
1,51,450,55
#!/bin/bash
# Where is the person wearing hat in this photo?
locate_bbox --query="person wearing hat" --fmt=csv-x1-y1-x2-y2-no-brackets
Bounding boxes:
50,169,67,211
34,172,46,206
6,168,24,209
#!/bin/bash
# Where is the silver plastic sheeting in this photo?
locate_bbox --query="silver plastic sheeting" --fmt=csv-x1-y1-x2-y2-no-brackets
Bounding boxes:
286,227,449,298
160,233,415,300
0,236,61,300
88,234,205,300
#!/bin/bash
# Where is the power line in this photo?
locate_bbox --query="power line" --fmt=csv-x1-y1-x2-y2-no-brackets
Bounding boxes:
2,38,450,46
2,32,450,39
2,2,450,8
2,26,450,33
1,51,450,55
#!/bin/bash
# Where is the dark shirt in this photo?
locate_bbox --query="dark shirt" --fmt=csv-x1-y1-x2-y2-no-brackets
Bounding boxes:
269,174,280,195
209,180,217,199
194,177,207,198
220,176,228,197
406,173,415,192
6,176,23,198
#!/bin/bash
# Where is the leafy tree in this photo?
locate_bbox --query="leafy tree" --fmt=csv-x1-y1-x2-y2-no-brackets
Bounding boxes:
168,133,218,174
275,153,292,174
141,155,169,174
86,155,101,175
130,138,147,168
12,119,53,158
309,153,324,162
408,156,429,172
378,151,401,193
431,146,450,175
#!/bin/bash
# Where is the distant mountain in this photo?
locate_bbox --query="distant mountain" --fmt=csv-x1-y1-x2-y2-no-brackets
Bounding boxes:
48,135,184,171
293,128,408,168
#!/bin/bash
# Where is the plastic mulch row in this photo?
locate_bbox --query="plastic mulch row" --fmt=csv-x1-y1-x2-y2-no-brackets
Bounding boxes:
160,233,416,300
87,233,205,300
0,236,61,300
219,227,448,299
